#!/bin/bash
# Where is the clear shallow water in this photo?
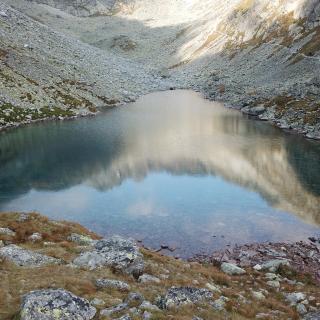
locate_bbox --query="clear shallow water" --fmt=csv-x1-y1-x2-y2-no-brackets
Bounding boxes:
0,90,320,257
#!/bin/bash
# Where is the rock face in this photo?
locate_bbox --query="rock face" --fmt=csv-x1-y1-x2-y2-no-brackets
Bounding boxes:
0,244,61,267
20,289,96,320
73,236,144,277
159,287,213,309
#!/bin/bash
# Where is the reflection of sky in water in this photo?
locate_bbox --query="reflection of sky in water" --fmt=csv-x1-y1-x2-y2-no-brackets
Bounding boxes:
3,173,318,257
0,90,319,257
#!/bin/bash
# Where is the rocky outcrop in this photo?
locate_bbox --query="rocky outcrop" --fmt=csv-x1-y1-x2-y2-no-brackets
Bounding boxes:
158,287,213,309
20,289,96,319
0,244,61,267
73,235,144,277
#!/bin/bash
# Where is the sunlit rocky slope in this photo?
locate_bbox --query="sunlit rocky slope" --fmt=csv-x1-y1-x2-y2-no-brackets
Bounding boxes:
0,0,320,138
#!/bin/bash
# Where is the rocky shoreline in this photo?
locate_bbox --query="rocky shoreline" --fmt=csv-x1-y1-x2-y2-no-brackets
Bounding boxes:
0,212,319,319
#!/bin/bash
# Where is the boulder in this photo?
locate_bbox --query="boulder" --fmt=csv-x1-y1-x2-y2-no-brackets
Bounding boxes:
211,296,229,311
124,292,144,306
28,233,42,242
73,236,144,278
68,233,96,246
0,245,61,267
140,300,160,311
303,311,320,320
158,287,213,309
19,289,96,320
138,274,161,284
0,227,15,236
260,259,290,272
221,262,246,275
285,292,306,305
96,278,130,291
100,303,128,317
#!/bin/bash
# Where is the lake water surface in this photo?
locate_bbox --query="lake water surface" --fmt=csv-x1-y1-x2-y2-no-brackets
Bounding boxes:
1,90,320,257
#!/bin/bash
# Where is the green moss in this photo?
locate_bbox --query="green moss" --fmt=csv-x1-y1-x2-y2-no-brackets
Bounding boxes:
0,103,76,124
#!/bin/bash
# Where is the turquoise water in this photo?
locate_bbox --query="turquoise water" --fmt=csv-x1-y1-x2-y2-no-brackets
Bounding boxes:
0,90,319,257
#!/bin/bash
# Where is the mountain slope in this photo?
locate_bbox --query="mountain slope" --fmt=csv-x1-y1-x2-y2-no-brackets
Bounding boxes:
0,0,320,138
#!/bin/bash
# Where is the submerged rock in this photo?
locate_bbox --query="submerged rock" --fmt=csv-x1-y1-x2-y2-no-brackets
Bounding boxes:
221,262,246,275
73,236,144,277
159,287,213,309
20,289,96,320
0,244,61,267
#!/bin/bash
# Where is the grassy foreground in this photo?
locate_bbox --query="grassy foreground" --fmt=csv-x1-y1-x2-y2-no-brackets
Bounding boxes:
0,212,319,320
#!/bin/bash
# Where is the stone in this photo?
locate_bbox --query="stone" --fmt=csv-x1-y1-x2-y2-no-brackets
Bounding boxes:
0,245,61,267
143,311,152,319
0,10,8,17
28,233,42,242
19,289,96,320
100,303,128,316
0,227,16,236
124,292,144,306
260,259,290,272
73,236,144,278
286,292,307,305
138,274,161,284
252,291,265,300
242,105,266,116
266,280,280,288
0,240,4,248
212,296,229,311
140,301,160,311
68,233,96,246
205,283,221,293
96,278,130,291
221,262,246,275
253,264,262,271
91,298,105,307
303,311,320,319
115,314,132,320
297,303,308,315
159,287,213,309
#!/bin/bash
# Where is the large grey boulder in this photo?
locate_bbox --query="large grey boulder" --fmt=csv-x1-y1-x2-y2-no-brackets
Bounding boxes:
158,287,213,309
221,262,246,275
73,236,144,278
0,245,61,267
20,289,96,320
260,259,290,272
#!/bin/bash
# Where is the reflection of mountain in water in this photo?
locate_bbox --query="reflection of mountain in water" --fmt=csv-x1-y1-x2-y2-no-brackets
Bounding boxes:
0,91,319,225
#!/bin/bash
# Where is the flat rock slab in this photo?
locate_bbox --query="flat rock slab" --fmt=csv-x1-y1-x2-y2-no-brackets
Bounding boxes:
20,289,96,320
0,244,61,267
159,287,213,309
73,236,144,278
